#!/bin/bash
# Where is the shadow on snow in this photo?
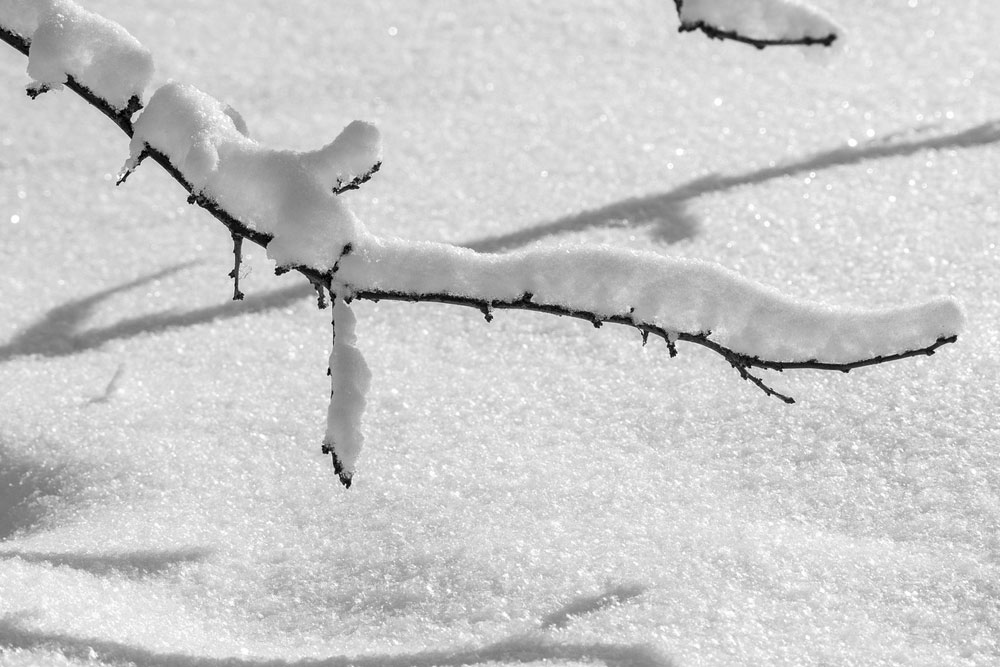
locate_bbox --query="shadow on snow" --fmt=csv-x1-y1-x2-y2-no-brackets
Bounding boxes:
0,546,212,578
465,119,1000,252
0,618,672,667
0,584,667,666
541,583,648,630
0,263,314,362
0,440,72,541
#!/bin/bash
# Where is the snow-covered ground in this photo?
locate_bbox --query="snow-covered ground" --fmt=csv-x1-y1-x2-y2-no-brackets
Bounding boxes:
1,1,998,665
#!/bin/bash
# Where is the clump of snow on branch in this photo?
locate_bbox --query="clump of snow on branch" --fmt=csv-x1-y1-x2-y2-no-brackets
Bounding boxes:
303,120,382,191
12,0,153,110
339,238,964,364
125,82,381,270
323,298,372,487
676,0,841,45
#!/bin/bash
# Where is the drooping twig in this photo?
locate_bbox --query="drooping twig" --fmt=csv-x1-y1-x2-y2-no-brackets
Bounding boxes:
320,291,353,488
228,232,245,301
312,282,328,309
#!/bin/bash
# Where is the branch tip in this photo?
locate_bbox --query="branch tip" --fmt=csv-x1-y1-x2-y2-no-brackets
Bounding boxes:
333,161,382,195
26,83,51,100
314,282,328,309
322,443,353,489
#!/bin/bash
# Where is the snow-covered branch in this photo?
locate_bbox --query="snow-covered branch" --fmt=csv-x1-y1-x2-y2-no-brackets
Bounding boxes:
334,239,961,406
1,2,958,487
672,0,841,49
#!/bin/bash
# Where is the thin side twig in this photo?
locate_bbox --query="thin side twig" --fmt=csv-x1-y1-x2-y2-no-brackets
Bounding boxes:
228,232,245,301
333,161,382,195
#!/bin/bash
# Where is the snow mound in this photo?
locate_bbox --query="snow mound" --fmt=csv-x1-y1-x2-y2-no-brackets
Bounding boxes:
677,0,841,45
340,237,964,364
126,82,380,270
18,0,153,111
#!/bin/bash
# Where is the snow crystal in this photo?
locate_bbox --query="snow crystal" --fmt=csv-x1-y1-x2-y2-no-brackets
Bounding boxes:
323,298,372,483
678,0,841,44
128,82,380,270
23,0,153,111
339,237,964,364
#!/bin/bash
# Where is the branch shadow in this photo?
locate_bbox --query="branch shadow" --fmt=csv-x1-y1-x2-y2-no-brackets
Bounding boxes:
541,583,648,630
0,615,673,667
0,441,72,541
465,119,1000,252
0,264,315,363
0,546,212,578
0,584,667,666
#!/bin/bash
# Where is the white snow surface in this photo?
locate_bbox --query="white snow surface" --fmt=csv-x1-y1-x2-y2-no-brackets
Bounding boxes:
1,1,998,666
0,0,45,38
128,82,377,270
15,0,153,110
678,0,840,43
323,298,372,480
341,237,962,362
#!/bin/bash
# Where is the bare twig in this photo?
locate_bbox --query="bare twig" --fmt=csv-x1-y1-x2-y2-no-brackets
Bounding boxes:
333,161,381,195
228,233,245,301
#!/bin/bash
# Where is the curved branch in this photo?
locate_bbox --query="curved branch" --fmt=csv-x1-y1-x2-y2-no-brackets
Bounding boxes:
1,23,956,408
342,286,957,403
